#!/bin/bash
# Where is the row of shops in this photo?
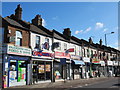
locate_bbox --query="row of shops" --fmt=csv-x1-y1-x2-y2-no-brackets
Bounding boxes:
1,4,120,89
2,44,120,88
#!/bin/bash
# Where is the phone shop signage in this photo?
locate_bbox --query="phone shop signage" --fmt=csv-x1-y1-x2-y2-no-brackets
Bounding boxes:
7,44,31,56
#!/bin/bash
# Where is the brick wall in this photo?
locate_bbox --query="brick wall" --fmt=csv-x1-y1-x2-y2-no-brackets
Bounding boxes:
7,26,30,48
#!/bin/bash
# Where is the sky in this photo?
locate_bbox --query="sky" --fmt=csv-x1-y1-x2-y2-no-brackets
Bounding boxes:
2,2,118,49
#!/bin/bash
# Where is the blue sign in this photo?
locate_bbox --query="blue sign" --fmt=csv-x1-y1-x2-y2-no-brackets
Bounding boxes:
60,58,66,65
8,56,29,61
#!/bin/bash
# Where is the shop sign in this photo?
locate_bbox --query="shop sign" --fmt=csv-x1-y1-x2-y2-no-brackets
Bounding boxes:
60,58,66,65
71,55,81,60
32,50,53,58
92,58,100,64
8,56,29,61
7,45,31,56
100,61,105,66
55,51,70,59
68,48,74,52
107,61,113,66
113,61,118,66
83,57,90,62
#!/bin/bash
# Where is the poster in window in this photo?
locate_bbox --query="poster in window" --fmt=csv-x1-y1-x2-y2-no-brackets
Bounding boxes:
46,65,50,72
38,65,44,73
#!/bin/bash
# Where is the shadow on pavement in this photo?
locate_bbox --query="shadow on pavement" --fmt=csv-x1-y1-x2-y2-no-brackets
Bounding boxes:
112,84,120,86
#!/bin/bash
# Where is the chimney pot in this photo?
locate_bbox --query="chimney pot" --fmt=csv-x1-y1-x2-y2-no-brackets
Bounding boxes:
32,14,42,26
15,4,22,20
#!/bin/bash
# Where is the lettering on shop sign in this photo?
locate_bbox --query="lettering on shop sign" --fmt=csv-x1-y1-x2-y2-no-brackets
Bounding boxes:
55,52,70,59
71,55,81,60
92,58,100,63
32,50,53,57
7,44,31,56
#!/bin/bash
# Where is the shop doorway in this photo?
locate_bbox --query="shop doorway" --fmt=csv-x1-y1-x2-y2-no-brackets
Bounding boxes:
32,61,51,82
8,60,27,87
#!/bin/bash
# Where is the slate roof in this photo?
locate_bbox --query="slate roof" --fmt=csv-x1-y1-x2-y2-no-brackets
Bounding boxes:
53,30,69,42
70,36,82,45
30,24,52,37
4,17,25,29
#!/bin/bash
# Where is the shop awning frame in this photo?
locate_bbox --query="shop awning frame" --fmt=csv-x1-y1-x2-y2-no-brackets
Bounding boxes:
72,60,85,65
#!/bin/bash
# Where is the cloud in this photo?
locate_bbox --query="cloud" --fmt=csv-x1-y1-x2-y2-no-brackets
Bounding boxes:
52,16,59,20
75,30,79,34
42,18,47,27
103,28,108,32
75,30,83,34
95,22,104,30
75,27,91,34
84,27,91,33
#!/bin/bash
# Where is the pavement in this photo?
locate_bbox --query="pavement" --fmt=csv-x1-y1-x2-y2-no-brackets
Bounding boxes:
7,76,119,89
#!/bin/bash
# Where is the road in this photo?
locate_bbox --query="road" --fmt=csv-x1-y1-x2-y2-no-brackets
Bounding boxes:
72,77,120,88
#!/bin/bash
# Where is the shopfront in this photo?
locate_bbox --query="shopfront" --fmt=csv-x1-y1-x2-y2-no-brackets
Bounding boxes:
113,61,118,76
99,61,105,76
54,51,71,80
5,44,31,87
107,61,113,76
92,58,100,77
71,55,85,79
32,50,53,83
83,57,91,78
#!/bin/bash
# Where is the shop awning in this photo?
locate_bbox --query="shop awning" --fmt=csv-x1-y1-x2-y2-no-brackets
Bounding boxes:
55,59,71,63
32,58,53,62
72,60,85,65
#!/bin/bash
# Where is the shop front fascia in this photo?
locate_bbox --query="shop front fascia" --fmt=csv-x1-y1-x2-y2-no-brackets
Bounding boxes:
31,50,53,83
54,51,71,80
107,61,113,76
99,61,106,76
5,44,31,88
71,55,85,79
83,57,92,78
91,58,101,77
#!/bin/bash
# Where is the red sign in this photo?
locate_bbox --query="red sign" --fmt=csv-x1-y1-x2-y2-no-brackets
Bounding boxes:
92,58,100,64
55,52,70,59
68,48,74,52
33,50,53,57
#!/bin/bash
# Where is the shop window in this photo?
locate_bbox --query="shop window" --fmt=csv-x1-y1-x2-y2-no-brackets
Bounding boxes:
15,31,22,46
35,35,40,49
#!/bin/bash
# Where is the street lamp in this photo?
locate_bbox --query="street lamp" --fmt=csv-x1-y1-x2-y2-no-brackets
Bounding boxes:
105,32,115,46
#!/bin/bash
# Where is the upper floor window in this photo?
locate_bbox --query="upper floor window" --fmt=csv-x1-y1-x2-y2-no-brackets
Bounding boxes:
64,43,67,50
44,38,49,50
15,31,22,46
100,53,102,59
35,35,40,49
87,49,89,57
91,50,93,58
84,49,86,57
57,42,61,50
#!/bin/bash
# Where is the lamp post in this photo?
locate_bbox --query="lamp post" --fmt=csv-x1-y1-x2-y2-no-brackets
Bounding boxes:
105,32,114,46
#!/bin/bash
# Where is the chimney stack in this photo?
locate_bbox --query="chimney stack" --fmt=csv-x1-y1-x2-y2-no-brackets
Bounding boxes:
32,14,42,26
89,37,93,44
63,28,71,39
99,39,102,46
15,4,22,20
